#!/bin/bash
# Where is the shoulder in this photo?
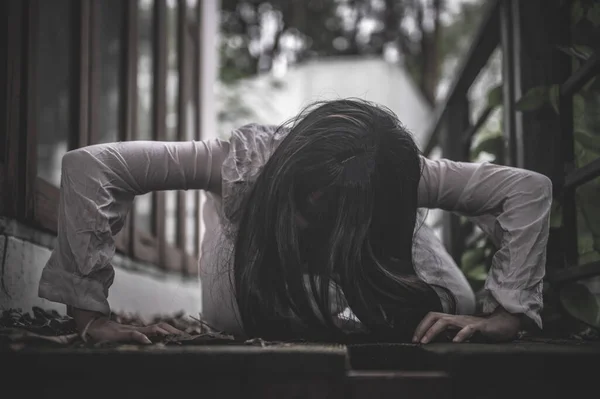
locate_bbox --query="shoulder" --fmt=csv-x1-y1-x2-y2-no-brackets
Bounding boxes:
220,123,290,224
229,123,289,151
222,123,290,184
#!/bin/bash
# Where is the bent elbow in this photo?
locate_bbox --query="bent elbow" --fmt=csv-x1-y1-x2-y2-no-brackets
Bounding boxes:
61,148,90,172
536,173,553,199
525,171,553,205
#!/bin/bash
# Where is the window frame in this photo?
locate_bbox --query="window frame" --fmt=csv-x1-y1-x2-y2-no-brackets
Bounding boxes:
1,0,202,276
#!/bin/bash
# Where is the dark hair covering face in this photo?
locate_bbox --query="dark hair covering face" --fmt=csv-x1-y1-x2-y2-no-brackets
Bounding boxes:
232,98,451,343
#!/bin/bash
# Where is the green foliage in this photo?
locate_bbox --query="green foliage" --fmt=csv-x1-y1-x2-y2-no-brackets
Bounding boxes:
586,2,600,27
462,43,600,303
515,85,555,111
558,44,595,60
513,35,600,329
456,5,600,330
461,240,494,292
470,130,503,160
486,84,503,109
459,83,505,288
572,0,585,24
218,0,487,104
560,282,600,328
460,233,496,292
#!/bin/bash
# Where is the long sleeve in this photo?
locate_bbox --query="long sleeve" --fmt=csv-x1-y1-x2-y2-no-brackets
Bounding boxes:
417,157,553,328
38,139,229,315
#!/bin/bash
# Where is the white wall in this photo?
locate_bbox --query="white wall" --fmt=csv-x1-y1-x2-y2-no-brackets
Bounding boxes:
217,56,433,149
0,229,202,320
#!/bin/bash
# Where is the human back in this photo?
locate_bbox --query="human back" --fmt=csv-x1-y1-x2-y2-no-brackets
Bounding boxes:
225,99,448,342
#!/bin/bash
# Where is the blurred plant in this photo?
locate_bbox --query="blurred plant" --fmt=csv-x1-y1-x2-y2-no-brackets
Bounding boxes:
217,82,256,127
458,1,600,308
219,0,486,106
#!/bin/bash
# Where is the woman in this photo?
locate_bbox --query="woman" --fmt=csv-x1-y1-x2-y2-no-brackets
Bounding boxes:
38,99,552,345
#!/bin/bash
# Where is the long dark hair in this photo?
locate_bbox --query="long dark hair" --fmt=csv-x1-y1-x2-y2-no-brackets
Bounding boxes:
232,98,447,342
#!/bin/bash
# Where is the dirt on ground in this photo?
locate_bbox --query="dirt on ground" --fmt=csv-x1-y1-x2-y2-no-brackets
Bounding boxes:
0,307,281,351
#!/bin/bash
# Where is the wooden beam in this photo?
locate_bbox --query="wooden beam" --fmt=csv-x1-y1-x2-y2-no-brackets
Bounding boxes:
441,95,471,263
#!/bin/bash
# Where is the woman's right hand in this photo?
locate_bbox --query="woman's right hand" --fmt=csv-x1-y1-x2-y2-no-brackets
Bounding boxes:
72,307,186,345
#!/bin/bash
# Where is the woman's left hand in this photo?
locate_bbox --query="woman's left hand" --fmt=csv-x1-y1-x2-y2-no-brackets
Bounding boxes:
412,307,521,344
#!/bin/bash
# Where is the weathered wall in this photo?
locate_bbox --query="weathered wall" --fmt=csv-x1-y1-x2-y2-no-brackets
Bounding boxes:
0,218,202,320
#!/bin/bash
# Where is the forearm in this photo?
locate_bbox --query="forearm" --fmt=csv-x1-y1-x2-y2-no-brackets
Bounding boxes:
418,157,552,329
38,139,228,313
68,306,107,332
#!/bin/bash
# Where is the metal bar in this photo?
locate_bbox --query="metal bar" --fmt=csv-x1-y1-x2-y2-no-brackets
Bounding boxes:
559,69,578,267
462,106,493,145
423,0,500,156
461,106,493,161
562,188,579,269
561,53,600,98
565,158,600,190
177,0,187,253
562,190,579,267
442,96,471,263
549,261,600,285
507,0,570,180
500,0,518,167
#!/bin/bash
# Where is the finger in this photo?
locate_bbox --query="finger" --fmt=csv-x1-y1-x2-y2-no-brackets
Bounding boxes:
141,325,172,336
453,324,478,343
128,330,152,344
158,322,186,335
413,312,442,343
421,318,453,344
154,327,172,336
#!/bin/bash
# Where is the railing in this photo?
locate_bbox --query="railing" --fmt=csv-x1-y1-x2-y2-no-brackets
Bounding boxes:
422,0,600,291
422,0,500,159
422,0,502,261
551,53,600,285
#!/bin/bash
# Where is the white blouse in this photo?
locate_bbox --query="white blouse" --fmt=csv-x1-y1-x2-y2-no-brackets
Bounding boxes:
38,124,552,334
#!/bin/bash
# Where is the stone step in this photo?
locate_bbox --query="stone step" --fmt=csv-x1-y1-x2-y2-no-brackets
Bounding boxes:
4,340,600,398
